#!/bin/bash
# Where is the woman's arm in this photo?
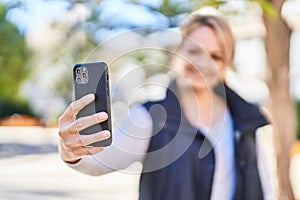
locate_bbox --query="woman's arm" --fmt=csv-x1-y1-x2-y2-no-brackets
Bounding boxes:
59,102,153,176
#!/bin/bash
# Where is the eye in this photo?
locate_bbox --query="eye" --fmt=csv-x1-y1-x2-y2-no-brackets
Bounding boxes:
210,54,224,62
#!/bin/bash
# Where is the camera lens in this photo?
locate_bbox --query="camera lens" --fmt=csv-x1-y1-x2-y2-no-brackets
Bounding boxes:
77,77,81,83
76,68,81,74
82,72,87,78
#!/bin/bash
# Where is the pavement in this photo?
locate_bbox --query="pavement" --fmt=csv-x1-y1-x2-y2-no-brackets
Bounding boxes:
0,126,299,200
0,127,140,200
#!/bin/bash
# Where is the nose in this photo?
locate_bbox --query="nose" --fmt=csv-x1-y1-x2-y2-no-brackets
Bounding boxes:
191,53,214,71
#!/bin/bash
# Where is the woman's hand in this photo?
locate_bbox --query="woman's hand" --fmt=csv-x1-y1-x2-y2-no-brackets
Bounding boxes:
58,94,111,163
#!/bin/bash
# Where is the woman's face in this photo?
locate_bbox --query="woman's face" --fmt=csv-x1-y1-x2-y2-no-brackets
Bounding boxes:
177,26,226,91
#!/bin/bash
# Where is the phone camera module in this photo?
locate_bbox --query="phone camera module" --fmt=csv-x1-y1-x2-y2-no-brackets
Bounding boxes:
75,66,88,84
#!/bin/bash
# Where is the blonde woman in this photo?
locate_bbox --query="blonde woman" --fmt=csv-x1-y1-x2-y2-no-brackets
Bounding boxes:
58,13,276,200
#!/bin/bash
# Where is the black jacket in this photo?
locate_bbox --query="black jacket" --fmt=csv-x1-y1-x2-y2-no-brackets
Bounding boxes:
139,81,269,200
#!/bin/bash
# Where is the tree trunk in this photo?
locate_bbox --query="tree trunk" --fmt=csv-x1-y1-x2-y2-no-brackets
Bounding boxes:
264,0,296,199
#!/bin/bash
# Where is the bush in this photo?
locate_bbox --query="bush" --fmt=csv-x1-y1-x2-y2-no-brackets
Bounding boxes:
0,99,35,119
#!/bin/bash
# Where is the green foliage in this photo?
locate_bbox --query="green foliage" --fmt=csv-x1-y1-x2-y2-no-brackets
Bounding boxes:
251,0,278,18
0,4,33,117
194,0,226,9
132,0,192,17
131,0,192,27
0,99,35,119
0,5,30,100
157,0,191,17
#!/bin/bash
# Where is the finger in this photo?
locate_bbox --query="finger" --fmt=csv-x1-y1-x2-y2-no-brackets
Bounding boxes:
73,112,108,132
60,94,95,123
62,134,84,148
62,130,110,148
79,130,111,146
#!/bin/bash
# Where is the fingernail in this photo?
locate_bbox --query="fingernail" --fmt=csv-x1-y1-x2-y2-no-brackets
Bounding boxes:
103,131,110,138
87,93,94,100
98,112,107,120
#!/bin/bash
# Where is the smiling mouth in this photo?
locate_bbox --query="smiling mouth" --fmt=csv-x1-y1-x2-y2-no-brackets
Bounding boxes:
185,66,215,78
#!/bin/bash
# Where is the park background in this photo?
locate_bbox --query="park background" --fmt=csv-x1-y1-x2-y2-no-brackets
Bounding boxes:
0,0,300,199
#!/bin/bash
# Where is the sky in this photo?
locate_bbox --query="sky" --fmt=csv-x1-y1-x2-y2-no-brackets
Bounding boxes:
0,0,70,33
2,0,300,33
0,0,169,33
98,0,169,29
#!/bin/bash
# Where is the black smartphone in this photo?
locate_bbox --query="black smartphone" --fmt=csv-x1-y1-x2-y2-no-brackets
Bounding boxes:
73,62,112,147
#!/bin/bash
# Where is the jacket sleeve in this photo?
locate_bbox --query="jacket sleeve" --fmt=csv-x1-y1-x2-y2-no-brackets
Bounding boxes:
256,125,279,200
64,104,153,176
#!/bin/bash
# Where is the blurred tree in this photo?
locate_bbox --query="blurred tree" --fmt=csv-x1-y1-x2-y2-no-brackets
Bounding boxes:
49,1,102,101
0,4,33,118
263,0,296,199
47,0,192,101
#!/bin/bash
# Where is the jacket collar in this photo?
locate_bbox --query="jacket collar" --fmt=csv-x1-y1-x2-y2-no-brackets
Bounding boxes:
166,79,269,134
214,83,269,133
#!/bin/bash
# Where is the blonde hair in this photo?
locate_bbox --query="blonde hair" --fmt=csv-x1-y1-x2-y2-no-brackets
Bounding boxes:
179,14,235,68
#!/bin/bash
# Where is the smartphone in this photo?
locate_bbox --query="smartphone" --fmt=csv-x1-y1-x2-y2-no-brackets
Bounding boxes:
73,62,112,147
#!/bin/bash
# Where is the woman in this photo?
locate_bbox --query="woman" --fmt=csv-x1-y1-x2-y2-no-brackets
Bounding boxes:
58,13,276,200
